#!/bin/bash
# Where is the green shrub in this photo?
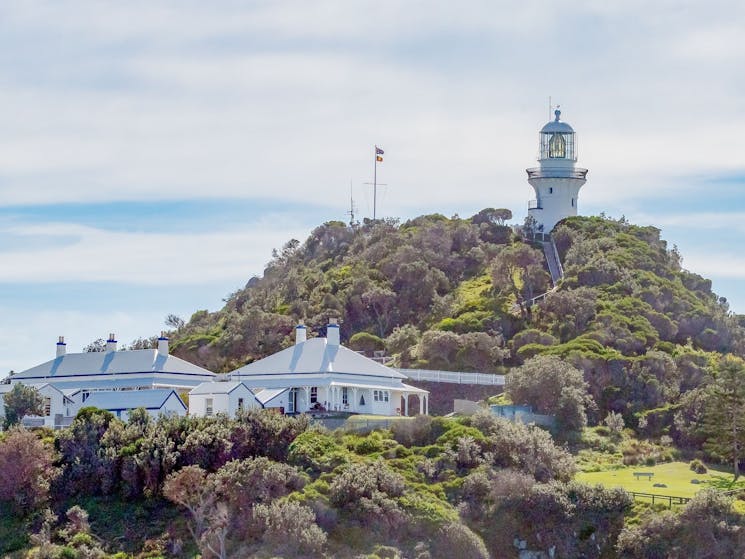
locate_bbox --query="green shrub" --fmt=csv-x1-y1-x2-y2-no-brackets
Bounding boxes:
690,459,707,474
288,430,350,473
349,332,385,353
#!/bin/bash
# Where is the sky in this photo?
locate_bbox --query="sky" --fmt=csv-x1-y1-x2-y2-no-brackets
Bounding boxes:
1,1,744,373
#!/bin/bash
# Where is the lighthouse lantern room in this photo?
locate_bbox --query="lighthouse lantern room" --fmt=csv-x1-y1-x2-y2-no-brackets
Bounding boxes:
526,109,588,240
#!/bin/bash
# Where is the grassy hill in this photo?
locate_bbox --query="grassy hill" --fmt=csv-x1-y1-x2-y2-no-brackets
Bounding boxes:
169,212,745,426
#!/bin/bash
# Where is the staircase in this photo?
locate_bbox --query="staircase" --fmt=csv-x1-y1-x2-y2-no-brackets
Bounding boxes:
542,237,564,286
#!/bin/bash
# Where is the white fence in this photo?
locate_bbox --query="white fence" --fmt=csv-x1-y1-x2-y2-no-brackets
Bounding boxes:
398,369,505,386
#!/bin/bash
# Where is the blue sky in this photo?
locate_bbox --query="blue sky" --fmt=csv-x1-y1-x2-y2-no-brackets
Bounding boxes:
1,1,744,373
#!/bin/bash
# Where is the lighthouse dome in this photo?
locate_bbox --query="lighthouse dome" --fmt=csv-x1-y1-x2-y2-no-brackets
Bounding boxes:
540,109,574,133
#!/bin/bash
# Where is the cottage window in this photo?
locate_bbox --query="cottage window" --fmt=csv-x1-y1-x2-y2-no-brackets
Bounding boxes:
310,387,318,403
238,397,244,411
360,394,366,406
43,397,51,416
206,398,214,417
342,387,349,405
383,391,389,402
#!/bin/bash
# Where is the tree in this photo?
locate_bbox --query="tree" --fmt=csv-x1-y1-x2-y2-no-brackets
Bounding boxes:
253,500,326,556
349,332,385,355
490,243,550,317
163,465,227,559
3,383,43,427
702,355,745,480
471,207,512,227
361,286,396,337
0,427,58,513
506,355,594,434
165,313,185,330
83,338,106,352
538,287,597,342
385,325,420,367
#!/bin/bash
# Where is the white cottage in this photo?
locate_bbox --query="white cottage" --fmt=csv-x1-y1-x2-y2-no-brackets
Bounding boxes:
0,382,76,428
189,381,261,418
230,320,429,416
80,388,186,421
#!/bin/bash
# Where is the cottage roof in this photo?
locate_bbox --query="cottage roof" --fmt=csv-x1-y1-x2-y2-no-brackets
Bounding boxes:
13,349,215,381
82,389,185,411
253,387,288,405
231,338,407,380
190,381,253,395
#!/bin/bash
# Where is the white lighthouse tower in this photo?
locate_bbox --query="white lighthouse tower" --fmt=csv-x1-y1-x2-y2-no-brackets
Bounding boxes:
526,108,588,240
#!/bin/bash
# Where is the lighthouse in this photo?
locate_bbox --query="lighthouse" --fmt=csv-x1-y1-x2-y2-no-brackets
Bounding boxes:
526,109,588,240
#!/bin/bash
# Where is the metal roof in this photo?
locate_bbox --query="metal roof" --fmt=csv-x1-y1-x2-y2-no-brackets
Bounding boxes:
231,338,407,380
327,381,428,394
190,381,254,395
254,387,288,405
82,389,185,411
13,349,215,380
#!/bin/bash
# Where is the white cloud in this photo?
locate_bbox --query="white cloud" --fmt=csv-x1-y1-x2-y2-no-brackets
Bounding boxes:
0,218,310,285
683,252,745,280
0,1,742,214
627,212,745,233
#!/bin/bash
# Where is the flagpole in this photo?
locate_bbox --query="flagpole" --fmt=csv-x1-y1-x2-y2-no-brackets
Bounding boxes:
373,145,377,220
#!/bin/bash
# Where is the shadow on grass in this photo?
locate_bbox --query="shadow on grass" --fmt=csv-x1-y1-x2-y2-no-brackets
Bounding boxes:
705,474,745,491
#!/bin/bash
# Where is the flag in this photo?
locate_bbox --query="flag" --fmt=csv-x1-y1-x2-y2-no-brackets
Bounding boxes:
376,155,383,162
375,147,384,155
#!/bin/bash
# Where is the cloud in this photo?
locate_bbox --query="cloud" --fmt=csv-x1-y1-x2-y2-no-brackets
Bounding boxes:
683,252,745,280
627,211,745,233
0,218,311,285
0,1,743,215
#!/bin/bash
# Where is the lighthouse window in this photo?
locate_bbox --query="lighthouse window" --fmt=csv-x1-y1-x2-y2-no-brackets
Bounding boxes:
549,187,553,194
549,133,566,158
572,198,575,207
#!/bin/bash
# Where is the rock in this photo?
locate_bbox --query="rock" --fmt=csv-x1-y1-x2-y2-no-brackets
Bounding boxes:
653,483,667,488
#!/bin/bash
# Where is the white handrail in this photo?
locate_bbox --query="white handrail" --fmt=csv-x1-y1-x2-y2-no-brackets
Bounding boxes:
397,369,505,386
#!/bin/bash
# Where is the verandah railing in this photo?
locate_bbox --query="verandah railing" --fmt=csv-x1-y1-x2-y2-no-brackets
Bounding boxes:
398,369,505,386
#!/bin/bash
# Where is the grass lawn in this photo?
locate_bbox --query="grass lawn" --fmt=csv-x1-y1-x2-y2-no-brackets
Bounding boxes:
576,461,736,499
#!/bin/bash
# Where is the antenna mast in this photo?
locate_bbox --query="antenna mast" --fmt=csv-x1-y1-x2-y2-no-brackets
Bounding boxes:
347,180,357,226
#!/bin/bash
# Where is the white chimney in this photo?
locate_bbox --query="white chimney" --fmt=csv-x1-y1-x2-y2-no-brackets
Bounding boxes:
157,331,169,355
56,336,66,357
326,318,340,346
106,333,117,353
295,321,307,344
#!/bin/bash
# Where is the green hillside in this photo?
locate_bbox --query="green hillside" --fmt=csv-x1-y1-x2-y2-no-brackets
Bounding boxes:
5,212,745,558
170,212,744,422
